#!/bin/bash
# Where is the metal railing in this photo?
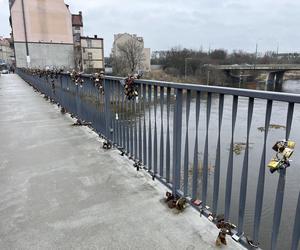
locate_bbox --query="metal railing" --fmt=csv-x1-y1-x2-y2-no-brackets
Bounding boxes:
17,69,300,250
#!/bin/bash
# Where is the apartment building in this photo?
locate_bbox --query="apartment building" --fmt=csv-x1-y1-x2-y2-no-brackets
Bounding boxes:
10,0,74,68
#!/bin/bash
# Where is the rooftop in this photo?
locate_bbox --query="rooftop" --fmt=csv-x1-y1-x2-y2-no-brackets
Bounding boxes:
72,12,83,27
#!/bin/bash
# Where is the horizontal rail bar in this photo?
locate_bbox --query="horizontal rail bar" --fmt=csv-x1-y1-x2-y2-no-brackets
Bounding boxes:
104,75,300,103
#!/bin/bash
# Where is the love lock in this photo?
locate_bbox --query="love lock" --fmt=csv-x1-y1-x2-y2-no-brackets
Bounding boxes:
60,107,66,114
215,214,236,247
116,147,125,156
246,237,259,248
133,161,142,171
165,192,187,211
51,81,55,94
72,119,92,126
70,69,84,85
267,139,296,174
103,141,112,150
91,71,105,94
124,73,142,100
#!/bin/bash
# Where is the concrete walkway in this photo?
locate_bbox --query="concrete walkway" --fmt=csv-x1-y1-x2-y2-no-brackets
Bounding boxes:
0,74,245,250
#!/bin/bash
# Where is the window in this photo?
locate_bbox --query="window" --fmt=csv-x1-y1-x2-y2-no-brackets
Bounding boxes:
75,33,80,42
87,39,92,48
88,52,93,60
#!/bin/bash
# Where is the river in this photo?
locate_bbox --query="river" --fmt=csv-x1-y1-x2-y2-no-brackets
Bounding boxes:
136,79,300,250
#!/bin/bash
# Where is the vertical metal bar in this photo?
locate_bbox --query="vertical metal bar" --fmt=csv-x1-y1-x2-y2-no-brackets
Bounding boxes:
224,95,238,221
148,85,152,171
126,97,130,153
172,88,183,194
238,97,254,235
285,102,294,140
134,98,138,160
143,84,147,165
138,85,142,161
166,87,171,183
130,100,134,158
253,99,273,244
113,81,118,144
111,81,116,143
212,94,224,215
104,79,112,141
183,90,191,196
291,191,300,250
153,85,158,176
159,87,165,178
202,92,212,207
192,91,201,200
271,102,294,250
117,81,121,146
121,85,125,149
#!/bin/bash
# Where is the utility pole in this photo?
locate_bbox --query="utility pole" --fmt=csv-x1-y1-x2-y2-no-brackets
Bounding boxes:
21,0,30,67
207,70,210,85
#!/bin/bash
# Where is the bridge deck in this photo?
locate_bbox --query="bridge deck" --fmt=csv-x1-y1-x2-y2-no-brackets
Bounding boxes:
0,74,244,250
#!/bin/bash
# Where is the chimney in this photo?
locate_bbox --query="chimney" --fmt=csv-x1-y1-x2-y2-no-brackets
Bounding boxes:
79,11,82,16
94,35,97,39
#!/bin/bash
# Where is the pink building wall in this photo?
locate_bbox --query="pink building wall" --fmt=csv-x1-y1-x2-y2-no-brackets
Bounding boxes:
11,0,73,44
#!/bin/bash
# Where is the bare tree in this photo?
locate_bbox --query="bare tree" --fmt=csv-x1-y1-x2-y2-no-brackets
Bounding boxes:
117,39,145,73
111,54,127,76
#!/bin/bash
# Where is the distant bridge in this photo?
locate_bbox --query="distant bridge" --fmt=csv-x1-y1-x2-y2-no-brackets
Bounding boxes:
212,64,300,71
210,64,300,85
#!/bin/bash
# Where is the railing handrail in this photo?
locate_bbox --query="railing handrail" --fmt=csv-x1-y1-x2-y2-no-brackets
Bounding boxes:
103,75,300,103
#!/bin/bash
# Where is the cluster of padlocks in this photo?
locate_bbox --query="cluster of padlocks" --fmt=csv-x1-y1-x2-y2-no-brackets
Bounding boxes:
69,69,84,86
20,67,63,79
90,71,105,94
124,73,141,100
268,140,296,173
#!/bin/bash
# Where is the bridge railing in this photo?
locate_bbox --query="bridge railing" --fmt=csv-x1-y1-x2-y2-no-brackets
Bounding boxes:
17,69,300,250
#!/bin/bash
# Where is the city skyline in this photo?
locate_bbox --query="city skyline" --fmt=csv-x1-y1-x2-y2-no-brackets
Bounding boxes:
0,0,300,56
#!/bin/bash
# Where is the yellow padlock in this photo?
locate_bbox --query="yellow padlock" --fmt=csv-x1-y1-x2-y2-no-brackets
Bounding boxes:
268,159,280,170
287,140,296,149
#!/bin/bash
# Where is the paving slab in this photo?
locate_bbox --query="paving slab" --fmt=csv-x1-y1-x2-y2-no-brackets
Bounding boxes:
0,74,245,250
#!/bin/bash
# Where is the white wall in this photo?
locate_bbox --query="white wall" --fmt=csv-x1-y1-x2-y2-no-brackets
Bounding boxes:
15,42,74,69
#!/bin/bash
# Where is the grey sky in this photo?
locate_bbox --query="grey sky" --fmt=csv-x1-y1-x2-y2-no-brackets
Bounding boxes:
0,0,299,56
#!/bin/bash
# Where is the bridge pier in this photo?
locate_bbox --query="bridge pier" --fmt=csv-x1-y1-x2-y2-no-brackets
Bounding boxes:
266,71,285,87
266,72,275,85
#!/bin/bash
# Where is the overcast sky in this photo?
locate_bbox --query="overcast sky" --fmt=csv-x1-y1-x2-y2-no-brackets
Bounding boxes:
0,0,299,56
